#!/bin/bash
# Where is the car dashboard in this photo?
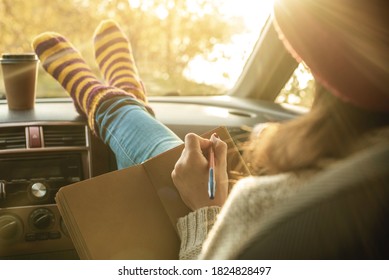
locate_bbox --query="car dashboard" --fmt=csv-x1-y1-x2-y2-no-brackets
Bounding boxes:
0,96,299,259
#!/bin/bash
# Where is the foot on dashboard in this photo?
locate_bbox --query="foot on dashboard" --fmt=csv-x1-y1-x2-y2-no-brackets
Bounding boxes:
93,19,148,103
32,32,151,134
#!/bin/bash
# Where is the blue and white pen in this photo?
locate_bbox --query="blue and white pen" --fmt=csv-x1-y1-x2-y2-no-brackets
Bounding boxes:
208,146,216,199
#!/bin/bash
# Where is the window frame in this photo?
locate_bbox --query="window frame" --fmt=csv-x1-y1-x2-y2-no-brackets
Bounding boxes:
229,18,298,102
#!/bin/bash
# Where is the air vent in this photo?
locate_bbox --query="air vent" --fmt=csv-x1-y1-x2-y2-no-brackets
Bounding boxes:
0,127,26,150
43,125,87,147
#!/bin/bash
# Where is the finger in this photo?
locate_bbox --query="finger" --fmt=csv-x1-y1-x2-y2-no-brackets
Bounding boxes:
184,133,211,152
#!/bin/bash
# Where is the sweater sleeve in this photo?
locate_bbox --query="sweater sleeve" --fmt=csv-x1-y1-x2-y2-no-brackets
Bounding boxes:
199,173,312,259
176,206,221,260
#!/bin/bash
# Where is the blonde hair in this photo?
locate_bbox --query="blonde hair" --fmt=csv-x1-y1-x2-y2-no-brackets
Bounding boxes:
242,83,389,175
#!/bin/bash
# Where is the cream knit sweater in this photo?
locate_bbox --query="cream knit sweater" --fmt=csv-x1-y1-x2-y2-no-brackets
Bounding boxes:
177,172,312,259
176,126,389,260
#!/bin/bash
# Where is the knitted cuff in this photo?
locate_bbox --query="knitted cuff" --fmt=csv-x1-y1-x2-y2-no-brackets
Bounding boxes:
176,206,221,260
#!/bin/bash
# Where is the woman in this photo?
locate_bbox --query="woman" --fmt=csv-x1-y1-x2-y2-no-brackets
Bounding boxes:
32,0,388,259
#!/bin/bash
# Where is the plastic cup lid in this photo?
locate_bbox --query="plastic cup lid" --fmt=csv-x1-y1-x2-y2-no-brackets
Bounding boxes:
1,53,38,63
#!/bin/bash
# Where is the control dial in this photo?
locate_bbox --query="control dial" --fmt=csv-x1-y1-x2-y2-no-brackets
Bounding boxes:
29,208,55,230
0,214,23,241
31,182,47,198
30,182,48,199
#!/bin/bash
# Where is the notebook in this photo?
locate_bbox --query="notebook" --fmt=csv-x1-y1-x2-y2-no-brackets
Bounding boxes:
56,126,249,259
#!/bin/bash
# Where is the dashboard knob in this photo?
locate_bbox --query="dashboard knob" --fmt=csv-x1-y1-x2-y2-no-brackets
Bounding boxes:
29,208,55,230
30,182,47,199
0,214,23,241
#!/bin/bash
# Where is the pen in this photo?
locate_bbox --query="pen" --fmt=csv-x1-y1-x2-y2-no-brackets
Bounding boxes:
208,145,216,199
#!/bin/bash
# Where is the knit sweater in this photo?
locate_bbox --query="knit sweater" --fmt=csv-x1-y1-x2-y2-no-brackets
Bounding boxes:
176,127,389,260
177,172,313,259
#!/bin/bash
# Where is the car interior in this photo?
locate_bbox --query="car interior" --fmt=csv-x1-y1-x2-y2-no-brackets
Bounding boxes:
1,0,387,260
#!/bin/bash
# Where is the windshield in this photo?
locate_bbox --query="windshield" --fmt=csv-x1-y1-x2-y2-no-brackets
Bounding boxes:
0,0,274,98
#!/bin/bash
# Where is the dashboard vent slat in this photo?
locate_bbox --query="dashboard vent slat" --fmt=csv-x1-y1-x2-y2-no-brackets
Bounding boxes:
0,127,26,150
43,125,86,147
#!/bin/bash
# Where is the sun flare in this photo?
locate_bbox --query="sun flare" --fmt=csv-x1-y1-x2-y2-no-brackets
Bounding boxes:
183,0,275,88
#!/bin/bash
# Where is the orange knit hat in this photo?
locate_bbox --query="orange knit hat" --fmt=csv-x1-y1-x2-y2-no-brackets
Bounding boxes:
273,0,389,112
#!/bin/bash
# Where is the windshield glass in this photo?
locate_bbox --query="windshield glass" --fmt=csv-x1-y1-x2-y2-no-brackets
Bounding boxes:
276,63,315,109
0,0,273,98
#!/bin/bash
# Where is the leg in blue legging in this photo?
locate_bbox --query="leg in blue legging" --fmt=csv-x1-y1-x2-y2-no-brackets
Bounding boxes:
95,96,183,169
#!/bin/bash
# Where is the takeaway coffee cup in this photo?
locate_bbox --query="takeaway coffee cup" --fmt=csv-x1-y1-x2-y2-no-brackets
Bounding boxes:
0,53,39,110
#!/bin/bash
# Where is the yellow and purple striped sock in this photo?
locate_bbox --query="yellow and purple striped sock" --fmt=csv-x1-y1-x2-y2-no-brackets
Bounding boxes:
93,20,147,103
32,32,138,133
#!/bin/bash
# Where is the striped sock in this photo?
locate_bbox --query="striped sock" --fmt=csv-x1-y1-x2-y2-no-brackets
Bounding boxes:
93,21,155,116
32,32,140,133
93,20,147,103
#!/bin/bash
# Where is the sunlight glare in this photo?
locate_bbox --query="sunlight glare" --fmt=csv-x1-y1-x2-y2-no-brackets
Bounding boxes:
204,107,230,119
127,0,275,90
128,0,141,9
155,5,169,20
184,0,274,88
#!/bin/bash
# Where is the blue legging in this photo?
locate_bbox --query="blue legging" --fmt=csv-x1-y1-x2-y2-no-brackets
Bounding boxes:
95,96,183,169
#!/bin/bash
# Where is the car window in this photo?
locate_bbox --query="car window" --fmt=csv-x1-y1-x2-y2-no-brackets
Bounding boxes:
276,63,315,109
0,0,274,99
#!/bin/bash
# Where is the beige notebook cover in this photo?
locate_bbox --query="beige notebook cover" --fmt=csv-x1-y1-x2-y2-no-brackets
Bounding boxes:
56,126,249,260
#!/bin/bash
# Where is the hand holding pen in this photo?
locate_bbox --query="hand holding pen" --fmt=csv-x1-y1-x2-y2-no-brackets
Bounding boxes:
172,132,229,211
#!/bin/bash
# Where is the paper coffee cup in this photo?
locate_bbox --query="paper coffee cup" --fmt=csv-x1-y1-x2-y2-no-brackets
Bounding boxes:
0,53,39,110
